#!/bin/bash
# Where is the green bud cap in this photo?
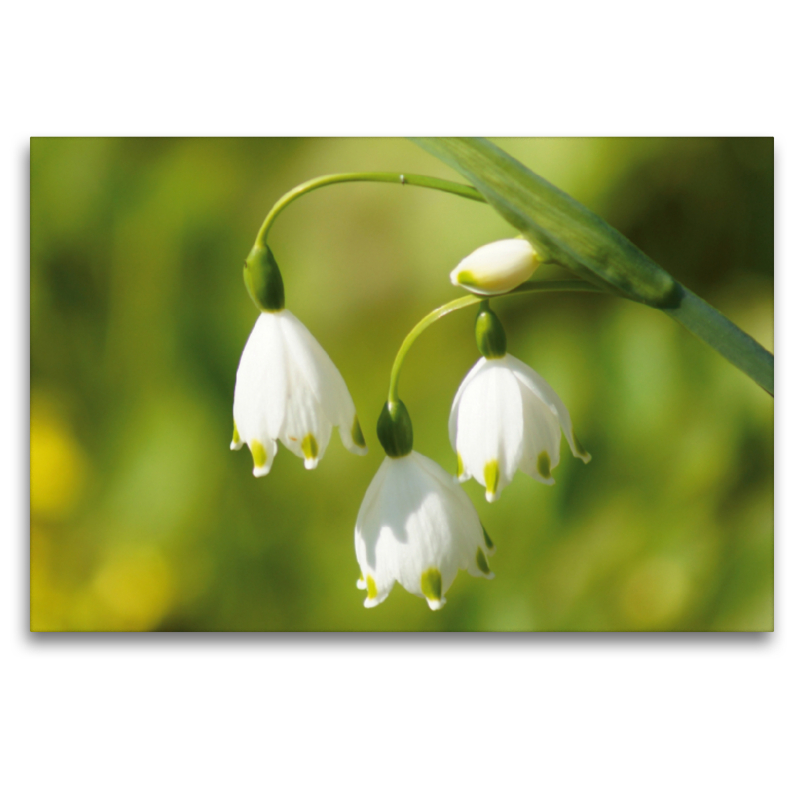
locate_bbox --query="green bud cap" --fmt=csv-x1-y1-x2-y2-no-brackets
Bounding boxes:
475,303,507,359
243,244,285,312
376,400,413,458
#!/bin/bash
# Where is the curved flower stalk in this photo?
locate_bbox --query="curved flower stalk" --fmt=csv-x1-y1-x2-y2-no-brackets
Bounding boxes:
231,244,366,476
355,401,493,610
449,303,590,502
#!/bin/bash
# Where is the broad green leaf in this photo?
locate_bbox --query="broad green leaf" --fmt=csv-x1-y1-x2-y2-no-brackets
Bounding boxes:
412,137,773,395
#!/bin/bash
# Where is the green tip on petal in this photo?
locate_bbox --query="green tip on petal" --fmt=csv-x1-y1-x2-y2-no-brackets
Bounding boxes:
456,270,478,288
420,568,442,604
482,525,494,552
351,416,366,449
366,575,378,600
537,451,552,480
573,433,592,463
456,452,465,478
301,433,319,467
230,421,241,450
476,548,491,575
484,460,499,499
250,440,268,469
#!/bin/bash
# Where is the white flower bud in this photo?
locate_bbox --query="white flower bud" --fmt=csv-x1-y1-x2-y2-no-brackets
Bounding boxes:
450,238,540,296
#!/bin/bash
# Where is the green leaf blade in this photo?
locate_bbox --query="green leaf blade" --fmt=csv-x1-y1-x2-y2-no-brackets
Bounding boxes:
413,137,773,395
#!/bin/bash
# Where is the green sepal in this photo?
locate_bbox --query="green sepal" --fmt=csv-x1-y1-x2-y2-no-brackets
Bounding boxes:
243,244,285,312
376,400,413,458
475,303,507,359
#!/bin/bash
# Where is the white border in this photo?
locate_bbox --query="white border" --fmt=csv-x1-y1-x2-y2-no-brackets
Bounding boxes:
4,3,796,798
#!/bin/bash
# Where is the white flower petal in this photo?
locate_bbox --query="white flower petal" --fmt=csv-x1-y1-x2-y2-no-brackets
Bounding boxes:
505,354,591,463
233,312,287,448
448,357,489,451
248,436,277,477
279,386,333,469
515,384,561,485
354,456,392,540
454,358,524,502
279,311,366,455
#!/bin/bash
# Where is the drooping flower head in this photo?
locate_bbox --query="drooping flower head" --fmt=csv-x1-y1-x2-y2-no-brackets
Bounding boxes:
231,244,367,475
450,303,590,502
355,400,493,610
450,238,540,295
232,309,367,474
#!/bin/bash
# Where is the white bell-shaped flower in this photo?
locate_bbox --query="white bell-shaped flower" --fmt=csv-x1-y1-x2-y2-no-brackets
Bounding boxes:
450,238,540,295
449,354,591,502
231,310,367,475
355,451,495,610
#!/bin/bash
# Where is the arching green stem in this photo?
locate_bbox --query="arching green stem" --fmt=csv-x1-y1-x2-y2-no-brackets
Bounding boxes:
387,280,605,403
255,172,486,247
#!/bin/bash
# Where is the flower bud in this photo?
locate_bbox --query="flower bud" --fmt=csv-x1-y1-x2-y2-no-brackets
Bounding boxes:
377,400,413,458
243,244,285,312
450,238,540,296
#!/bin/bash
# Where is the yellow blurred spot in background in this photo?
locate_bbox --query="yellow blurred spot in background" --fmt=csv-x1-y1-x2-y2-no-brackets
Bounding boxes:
30,405,88,522
30,524,70,631
621,556,691,629
92,544,174,631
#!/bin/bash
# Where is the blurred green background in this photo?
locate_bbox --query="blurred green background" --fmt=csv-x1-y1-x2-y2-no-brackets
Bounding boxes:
29,137,773,631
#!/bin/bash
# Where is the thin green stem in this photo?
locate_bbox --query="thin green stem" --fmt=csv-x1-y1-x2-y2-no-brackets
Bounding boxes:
387,280,604,402
255,172,485,247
